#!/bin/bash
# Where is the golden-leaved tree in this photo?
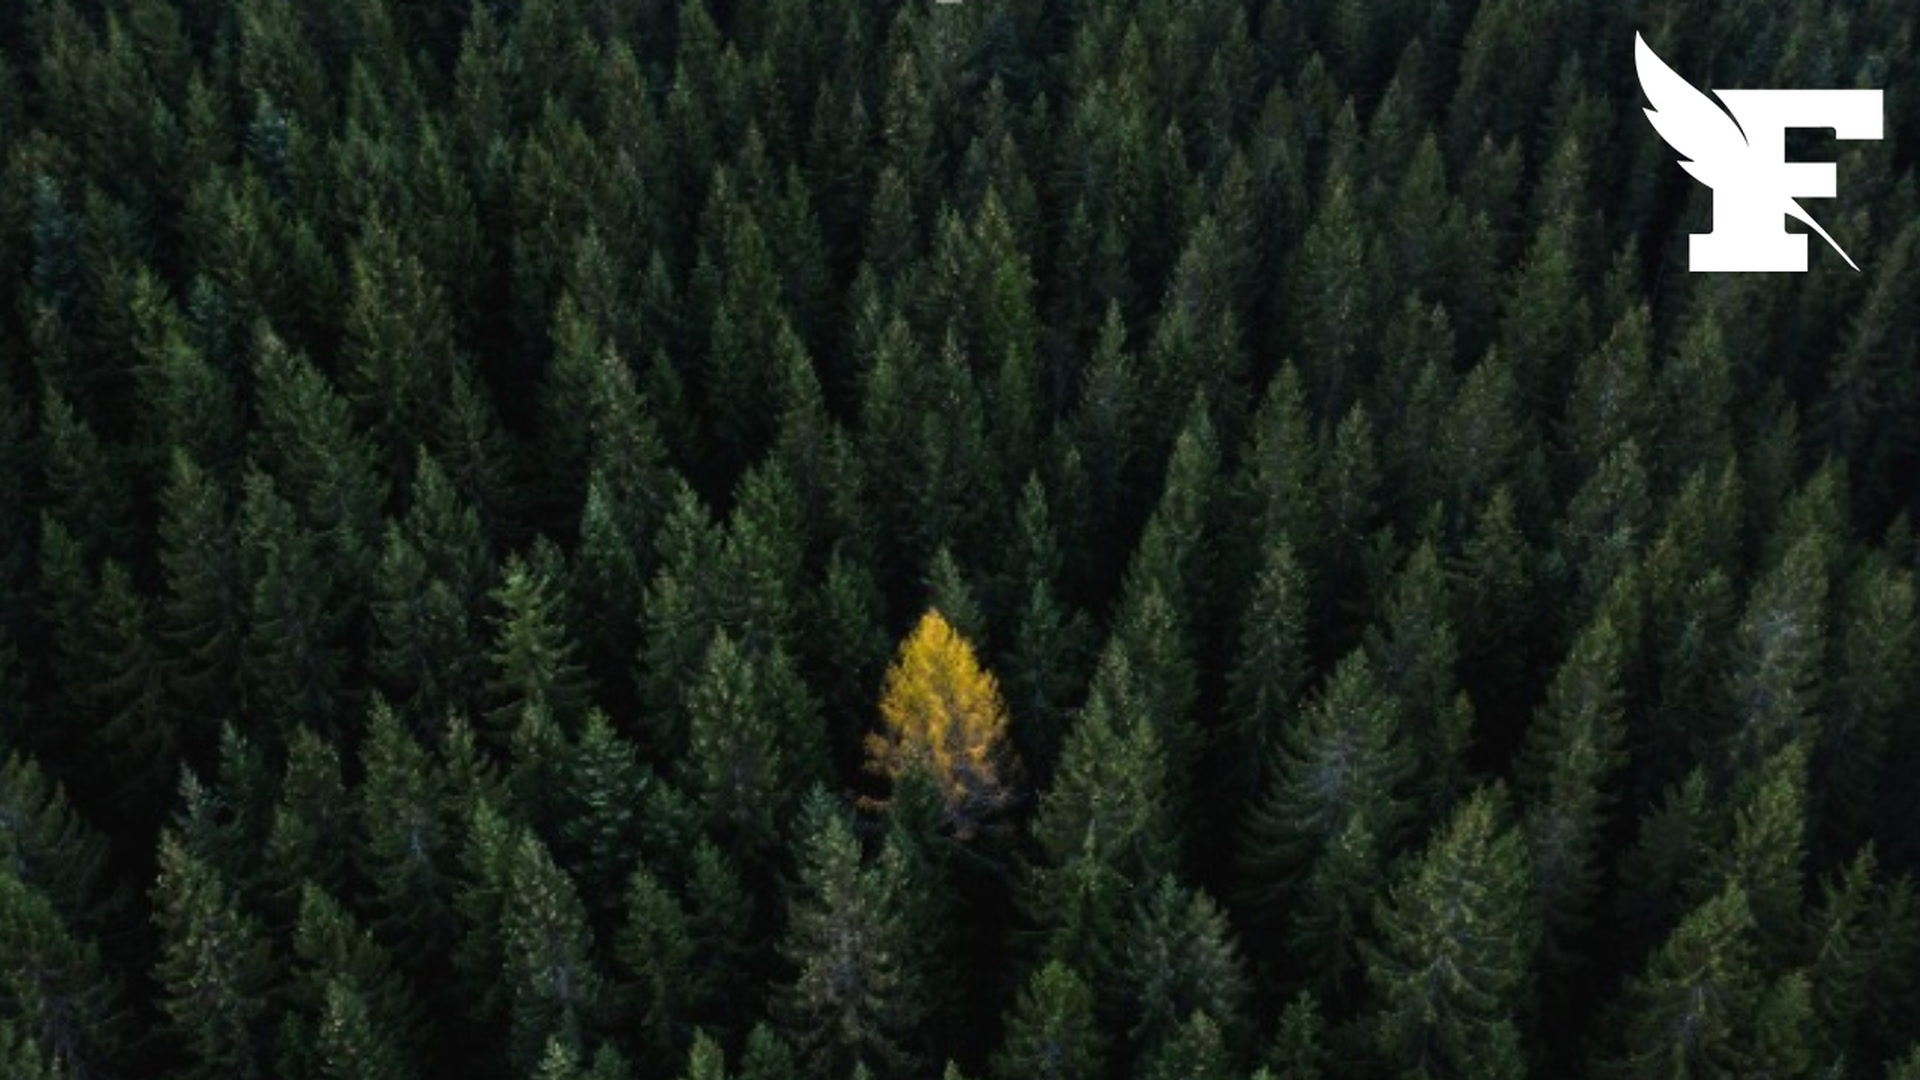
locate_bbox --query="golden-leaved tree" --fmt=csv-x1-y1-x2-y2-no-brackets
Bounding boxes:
867,609,1018,834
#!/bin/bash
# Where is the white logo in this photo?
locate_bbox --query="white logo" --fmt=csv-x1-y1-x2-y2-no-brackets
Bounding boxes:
1636,32,1883,272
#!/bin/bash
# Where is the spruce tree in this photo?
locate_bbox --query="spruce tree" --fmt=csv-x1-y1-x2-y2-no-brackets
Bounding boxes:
150,829,276,1080
501,829,603,1072
485,545,595,739
0,867,123,1078
775,787,924,1078
1517,602,1631,970
991,961,1105,1080
1363,784,1537,1080
1025,649,1178,982
614,862,696,1063
1607,885,1767,1080
356,699,457,972
1240,650,1413,988
1120,875,1250,1054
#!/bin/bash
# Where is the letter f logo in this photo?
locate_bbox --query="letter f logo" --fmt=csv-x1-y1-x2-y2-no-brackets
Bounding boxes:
1636,33,1883,271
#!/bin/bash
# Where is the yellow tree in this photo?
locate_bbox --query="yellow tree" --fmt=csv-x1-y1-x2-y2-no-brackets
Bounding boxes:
867,609,1018,834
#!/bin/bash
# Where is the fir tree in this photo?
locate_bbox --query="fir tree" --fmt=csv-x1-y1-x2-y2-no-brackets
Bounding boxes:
991,961,1105,1080
775,788,924,1077
0,867,123,1077
485,544,595,739
500,829,603,1071
150,829,276,1080
1363,784,1537,1080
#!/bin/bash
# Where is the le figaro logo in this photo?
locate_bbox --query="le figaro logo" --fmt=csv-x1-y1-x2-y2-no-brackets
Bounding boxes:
1635,33,1883,272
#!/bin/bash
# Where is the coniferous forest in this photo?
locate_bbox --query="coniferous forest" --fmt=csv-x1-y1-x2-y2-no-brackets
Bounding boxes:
3,0,1920,1076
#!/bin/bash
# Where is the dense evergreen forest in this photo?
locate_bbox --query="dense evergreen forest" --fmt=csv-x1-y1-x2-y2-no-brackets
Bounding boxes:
3,0,1920,1076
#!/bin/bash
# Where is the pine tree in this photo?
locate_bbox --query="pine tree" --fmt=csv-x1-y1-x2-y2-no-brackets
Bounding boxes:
1287,168,1372,418
560,711,652,918
1137,1010,1235,1080
249,323,386,599
1265,991,1328,1079
501,829,603,1072
357,698,457,972
684,630,822,856
1363,784,1536,1080
284,884,416,1080
313,977,413,1080
922,548,986,649
681,1031,729,1080
1726,533,1829,775
0,1019,74,1080
486,544,595,739
1219,535,1311,811
1315,401,1385,630
738,1023,799,1080
0,753,112,933
38,385,133,563
263,726,352,913
1563,303,1656,479
1818,553,1917,850
1120,392,1221,641
1240,650,1413,987
1120,875,1250,1054
1001,476,1095,783
150,829,276,1080
156,448,246,733
1363,541,1471,809
1607,884,1767,1080
1805,845,1920,1069
1237,361,1317,567
1517,603,1630,969
238,468,347,737
130,268,241,481
636,482,728,756
77,560,176,818
1693,741,1811,964
0,867,122,1077
874,772,964,1058
371,449,492,725
615,862,696,1062
1025,649,1179,980
685,839,756,1031
991,961,1105,1080
450,796,518,1047
776,787,924,1077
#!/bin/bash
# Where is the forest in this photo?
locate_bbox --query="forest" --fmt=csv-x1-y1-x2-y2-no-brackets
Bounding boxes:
1,0,1918,1077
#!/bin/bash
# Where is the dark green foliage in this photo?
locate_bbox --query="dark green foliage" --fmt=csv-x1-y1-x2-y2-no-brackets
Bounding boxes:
500,829,603,1071
356,699,458,971
614,861,696,1062
150,829,276,1080
990,961,1104,1080
0,865,123,1077
1239,651,1413,991
1605,884,1776,1080
282,884,416,1080
1025,650,1179,985
775,788,924,1078
263,727,352,912
238,469,348,737
1119,875,1250,1055
486,544,595,739
1,3,1917,1078
1518,600,1631,967
1362,784,1536,1080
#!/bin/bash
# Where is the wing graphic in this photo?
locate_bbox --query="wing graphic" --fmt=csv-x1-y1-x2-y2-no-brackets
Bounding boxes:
1635,31,1750,174
1635,32,1861,270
